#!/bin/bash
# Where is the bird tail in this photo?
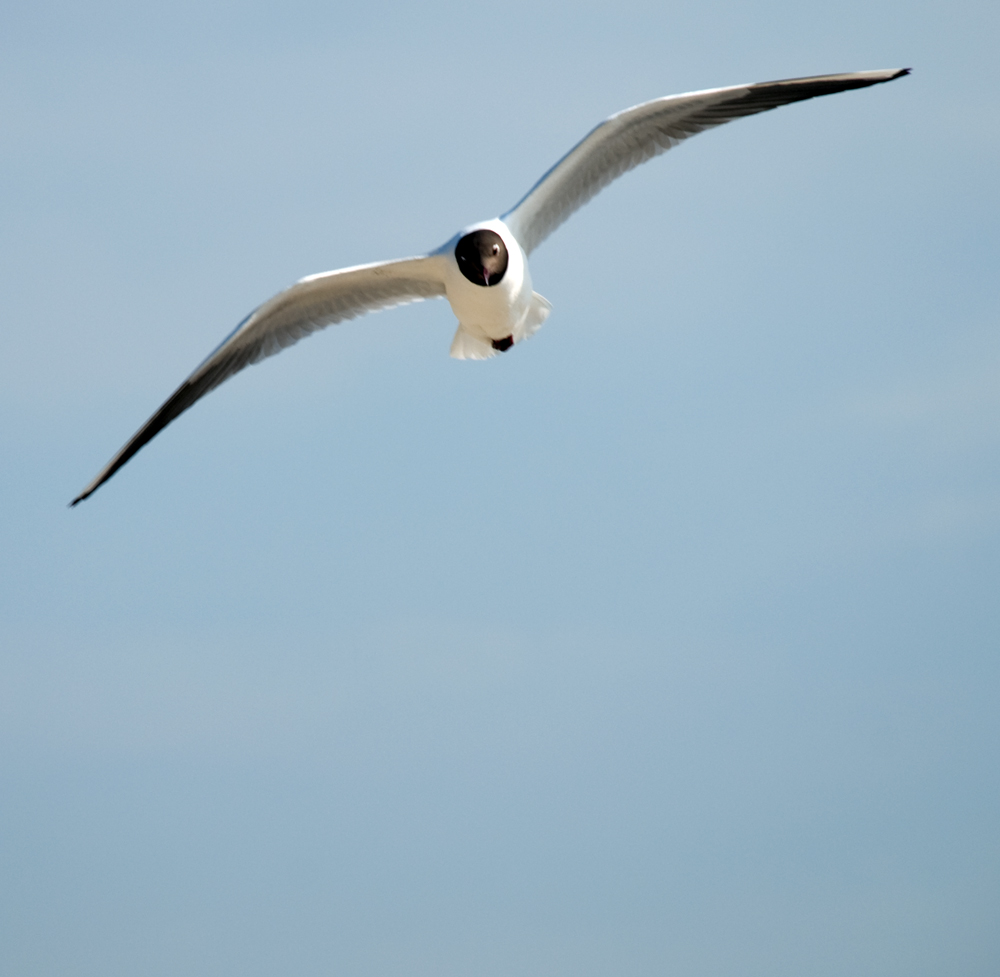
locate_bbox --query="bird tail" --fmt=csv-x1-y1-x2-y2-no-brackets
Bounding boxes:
449,327,497,359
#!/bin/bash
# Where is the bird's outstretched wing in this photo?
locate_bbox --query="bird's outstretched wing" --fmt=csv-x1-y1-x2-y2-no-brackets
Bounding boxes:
502,69,910,256
71,255,447,505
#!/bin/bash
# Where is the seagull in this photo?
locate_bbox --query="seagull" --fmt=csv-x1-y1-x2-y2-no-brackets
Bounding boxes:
71,68,909,505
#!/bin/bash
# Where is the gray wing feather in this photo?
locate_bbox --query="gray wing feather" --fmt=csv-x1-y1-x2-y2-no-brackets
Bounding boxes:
72,255,447,504
502,69,910,255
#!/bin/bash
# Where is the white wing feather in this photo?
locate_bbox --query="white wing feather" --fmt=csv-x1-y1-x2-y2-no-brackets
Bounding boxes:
502,69,909,255
72,255,447,504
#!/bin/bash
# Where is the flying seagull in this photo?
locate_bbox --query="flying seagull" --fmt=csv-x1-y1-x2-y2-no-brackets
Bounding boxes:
71,68,909,506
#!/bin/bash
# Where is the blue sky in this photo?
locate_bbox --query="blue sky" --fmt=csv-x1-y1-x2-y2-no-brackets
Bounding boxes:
2,1,998,974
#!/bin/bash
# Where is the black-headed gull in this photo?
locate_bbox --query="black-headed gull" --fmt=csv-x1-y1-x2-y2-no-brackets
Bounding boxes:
72,68,909,505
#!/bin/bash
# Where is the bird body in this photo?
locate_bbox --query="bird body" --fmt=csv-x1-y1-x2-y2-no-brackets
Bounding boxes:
72,68,909,505
438,219,551,359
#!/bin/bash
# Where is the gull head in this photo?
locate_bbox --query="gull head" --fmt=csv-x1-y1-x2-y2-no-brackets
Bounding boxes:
455,229,508,287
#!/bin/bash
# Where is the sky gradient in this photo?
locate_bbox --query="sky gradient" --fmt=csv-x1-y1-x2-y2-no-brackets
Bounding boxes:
2,1,998,974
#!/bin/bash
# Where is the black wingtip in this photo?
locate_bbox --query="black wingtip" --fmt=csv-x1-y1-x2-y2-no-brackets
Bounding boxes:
69,485,94,507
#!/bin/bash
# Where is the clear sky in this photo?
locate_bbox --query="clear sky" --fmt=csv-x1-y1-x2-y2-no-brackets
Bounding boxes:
2,1,998,975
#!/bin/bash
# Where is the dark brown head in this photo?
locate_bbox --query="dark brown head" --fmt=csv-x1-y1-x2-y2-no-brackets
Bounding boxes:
455,229,508,287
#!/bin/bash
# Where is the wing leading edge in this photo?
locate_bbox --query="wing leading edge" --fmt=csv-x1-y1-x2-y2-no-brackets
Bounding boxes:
502,69,910,255
71,255,447,505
